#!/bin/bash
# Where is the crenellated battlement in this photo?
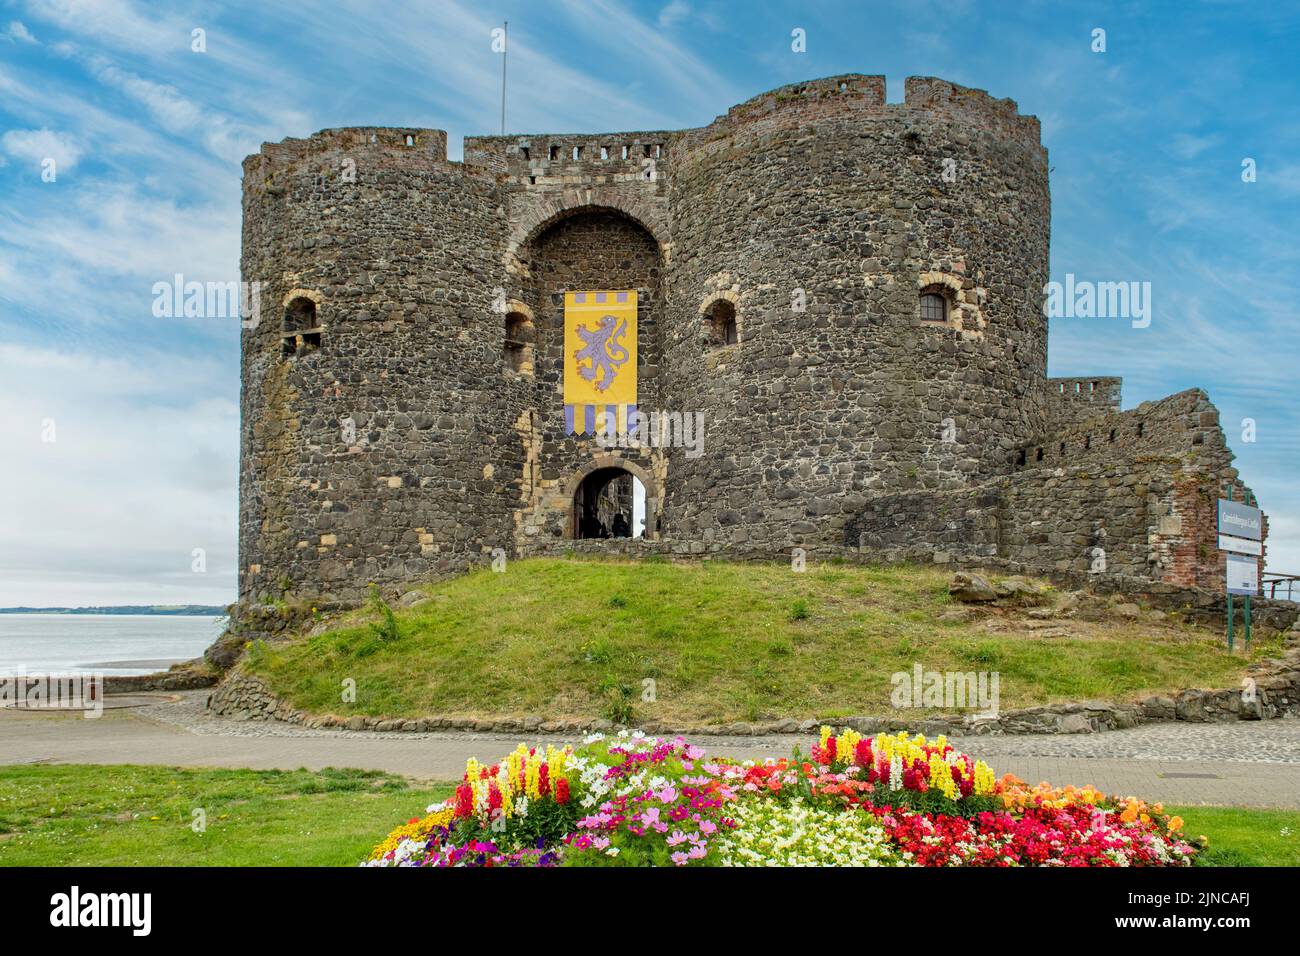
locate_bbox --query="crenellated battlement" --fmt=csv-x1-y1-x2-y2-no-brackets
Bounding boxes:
243,74,1044,202
465,130,676,184
1046,376,1123,426
714,73,887,124
902,76,1043,151
242,126,454,187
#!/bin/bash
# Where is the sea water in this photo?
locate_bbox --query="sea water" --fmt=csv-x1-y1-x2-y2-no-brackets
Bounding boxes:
0,614,226,676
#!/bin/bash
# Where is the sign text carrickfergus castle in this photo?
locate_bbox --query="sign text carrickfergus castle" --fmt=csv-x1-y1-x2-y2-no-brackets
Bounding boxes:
234,74,1263,613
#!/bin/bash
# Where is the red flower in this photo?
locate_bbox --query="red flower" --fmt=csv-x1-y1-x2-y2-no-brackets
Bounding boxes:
555,777,570,805
454,783,474,818
855,740,872,768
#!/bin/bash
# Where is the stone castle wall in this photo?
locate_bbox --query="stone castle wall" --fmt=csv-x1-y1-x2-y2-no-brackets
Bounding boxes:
237,74,1262,606
847,389,1260,589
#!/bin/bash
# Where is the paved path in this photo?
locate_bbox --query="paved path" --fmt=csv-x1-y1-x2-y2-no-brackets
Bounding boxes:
3,693,1298,808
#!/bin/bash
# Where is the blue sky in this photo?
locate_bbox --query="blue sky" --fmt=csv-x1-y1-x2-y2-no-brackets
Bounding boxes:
1,0,1297,605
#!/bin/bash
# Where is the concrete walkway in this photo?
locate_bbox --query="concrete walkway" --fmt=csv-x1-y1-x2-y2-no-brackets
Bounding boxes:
3,693,1298,809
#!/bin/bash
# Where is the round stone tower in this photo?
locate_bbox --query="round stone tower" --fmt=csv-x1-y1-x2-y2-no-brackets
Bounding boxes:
664,75,1050,551
238,127,517,604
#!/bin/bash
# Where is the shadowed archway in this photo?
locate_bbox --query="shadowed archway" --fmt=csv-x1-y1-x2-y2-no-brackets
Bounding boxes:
564,456,659,540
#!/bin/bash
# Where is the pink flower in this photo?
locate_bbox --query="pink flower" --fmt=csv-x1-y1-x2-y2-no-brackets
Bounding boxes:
667,830,689,846
671,851,690,866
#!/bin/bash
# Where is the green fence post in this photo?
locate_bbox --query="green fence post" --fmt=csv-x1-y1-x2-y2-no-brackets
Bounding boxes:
1225,484,1233,651
1245,595,1252,651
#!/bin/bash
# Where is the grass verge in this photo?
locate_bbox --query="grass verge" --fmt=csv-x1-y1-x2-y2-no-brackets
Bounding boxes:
1173,804,1300,866
0,764,450,866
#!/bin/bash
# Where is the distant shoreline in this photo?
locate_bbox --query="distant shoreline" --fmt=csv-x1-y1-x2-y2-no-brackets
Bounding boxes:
0,606,227,616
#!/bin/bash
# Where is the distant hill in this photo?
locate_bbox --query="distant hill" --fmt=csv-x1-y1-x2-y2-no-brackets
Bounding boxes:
0,605,228,616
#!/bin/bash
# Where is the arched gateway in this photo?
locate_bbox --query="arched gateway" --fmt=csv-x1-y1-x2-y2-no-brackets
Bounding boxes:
566,457,658,540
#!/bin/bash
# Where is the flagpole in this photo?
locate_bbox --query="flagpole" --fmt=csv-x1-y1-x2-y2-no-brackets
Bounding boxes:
500,21,508,135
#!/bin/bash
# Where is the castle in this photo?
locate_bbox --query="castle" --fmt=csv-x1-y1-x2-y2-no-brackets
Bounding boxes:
237,74,1262,607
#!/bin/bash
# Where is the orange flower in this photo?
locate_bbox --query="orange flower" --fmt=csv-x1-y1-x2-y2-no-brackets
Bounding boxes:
1167,816,1184,832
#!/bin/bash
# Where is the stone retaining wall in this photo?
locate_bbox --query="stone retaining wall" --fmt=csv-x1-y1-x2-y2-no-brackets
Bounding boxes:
102,668,217,692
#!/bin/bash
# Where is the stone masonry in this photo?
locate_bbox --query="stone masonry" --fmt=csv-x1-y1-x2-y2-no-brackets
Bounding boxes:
237,74,1262,607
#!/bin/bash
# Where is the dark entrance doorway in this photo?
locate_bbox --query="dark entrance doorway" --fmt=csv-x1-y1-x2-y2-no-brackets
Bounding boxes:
573,467,644,539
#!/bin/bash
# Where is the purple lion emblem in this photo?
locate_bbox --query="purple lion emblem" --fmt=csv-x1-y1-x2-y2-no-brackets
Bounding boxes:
572,314,630,391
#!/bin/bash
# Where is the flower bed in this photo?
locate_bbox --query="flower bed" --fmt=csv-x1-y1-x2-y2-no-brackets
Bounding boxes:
364,728,1200,867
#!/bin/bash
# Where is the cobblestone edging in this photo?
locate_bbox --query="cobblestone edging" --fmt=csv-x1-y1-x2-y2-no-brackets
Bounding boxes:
208,637,1300,737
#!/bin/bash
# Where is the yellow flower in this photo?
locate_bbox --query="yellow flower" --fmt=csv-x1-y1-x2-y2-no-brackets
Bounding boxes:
525,753,542,799
369,803,455,859
1167,816,1184,832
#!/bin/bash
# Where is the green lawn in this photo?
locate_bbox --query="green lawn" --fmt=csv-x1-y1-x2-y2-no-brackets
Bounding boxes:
0,765,1293,866
247,556,1277,725
0,764,449,867
1172,805,1300,867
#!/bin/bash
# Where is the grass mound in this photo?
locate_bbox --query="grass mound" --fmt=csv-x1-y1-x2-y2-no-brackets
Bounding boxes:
245,557,1274,725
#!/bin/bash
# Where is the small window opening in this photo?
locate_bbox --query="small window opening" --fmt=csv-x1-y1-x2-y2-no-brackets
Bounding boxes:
572,145,581,160
1059,442,1066,456
600,146,609,160
1108,429,1116,443
504,312,535,375
1016,448,1027,467
643,144,652,158
549,145,559,161
920,290,948,323
704,299,738,348
404,134,415,147
1035,447,1044,462
1085,435,1092,449
1137,421,1145,437
281,297,320,357
622,145,630,159
520,146,530,160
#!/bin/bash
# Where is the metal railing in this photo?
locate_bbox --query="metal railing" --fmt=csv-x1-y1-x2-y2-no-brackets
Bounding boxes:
1261,572,1300,602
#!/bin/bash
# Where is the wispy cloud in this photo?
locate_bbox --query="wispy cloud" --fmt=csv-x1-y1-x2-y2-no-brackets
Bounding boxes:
0,127,81,170
4,19,37,43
